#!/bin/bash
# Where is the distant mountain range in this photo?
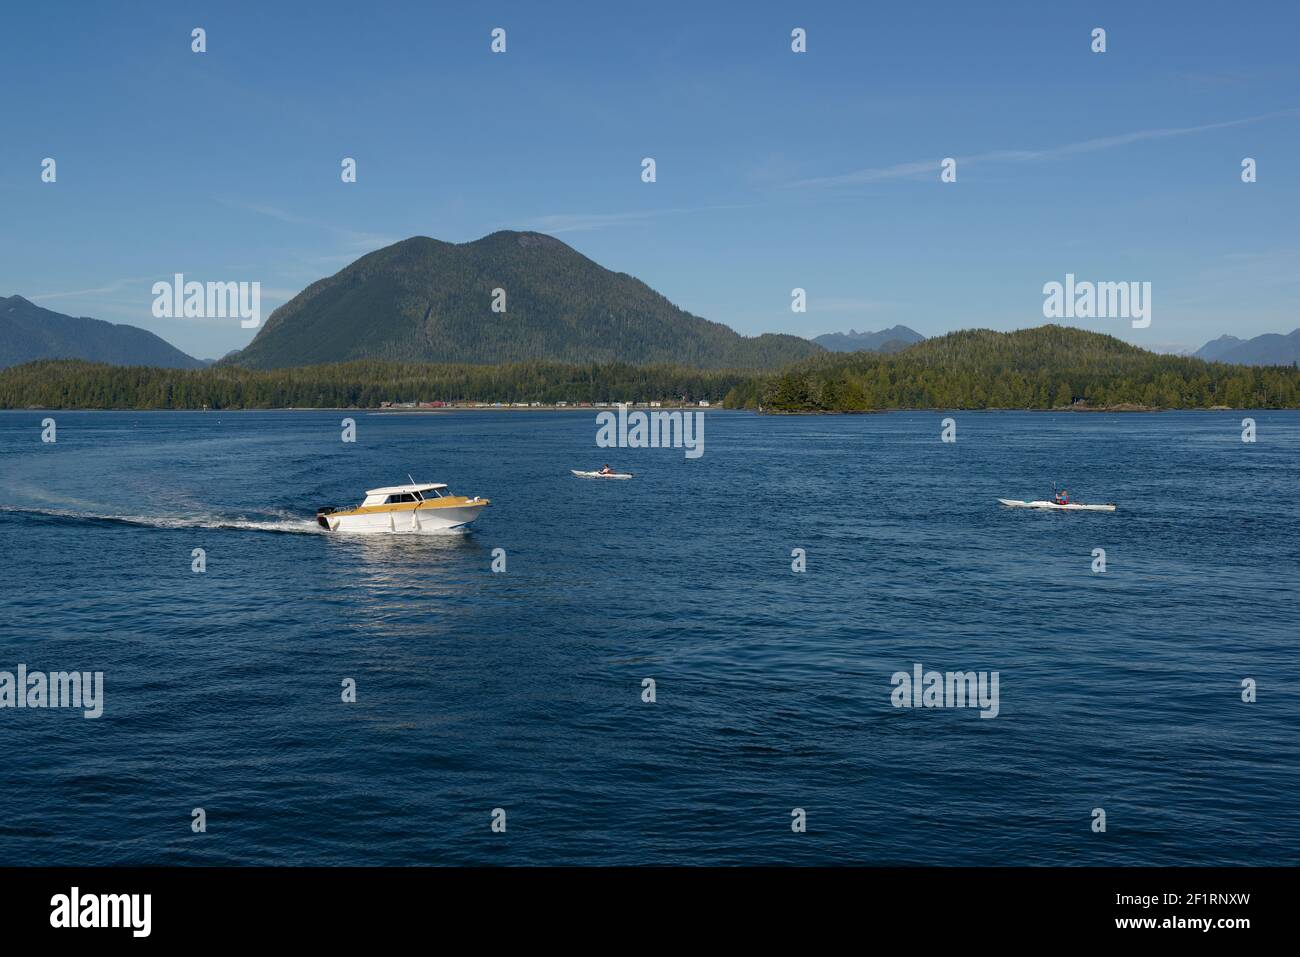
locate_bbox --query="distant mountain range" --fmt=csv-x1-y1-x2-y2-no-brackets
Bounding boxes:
811,325,925,353
0,296,205,370
1193,329,1300,366
224,231,822,370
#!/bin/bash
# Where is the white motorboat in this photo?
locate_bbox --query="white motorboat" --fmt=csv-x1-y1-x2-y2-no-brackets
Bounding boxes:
317,483,489,533
998,499,1117,512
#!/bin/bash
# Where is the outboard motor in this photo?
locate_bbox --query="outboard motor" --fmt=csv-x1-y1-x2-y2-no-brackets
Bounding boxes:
316,506,337,530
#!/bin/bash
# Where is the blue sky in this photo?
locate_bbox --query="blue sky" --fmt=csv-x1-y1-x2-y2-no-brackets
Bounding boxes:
2,0,1297,359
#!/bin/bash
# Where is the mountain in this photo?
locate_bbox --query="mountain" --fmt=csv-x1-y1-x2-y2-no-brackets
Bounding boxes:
1194,330,1300,366
811,325,925,353
1194,335,1246,362
0,296,204,369
226,232,824,370
748,324,1300,412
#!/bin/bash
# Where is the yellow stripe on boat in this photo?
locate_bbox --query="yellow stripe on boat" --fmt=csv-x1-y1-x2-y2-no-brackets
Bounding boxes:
329,496,490,518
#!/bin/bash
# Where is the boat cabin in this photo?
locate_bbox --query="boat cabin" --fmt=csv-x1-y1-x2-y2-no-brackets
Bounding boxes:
359,483,449,507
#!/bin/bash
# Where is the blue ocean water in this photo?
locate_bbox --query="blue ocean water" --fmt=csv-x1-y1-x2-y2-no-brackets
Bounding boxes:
0,408,1296,866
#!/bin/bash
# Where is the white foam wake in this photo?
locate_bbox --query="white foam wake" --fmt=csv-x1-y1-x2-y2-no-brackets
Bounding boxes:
0,505,325,535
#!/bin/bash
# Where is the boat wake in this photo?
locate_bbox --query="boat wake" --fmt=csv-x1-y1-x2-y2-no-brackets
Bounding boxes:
0,505,325,535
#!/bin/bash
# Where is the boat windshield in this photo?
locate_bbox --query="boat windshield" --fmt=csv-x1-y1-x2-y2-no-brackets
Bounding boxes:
420,487,445,498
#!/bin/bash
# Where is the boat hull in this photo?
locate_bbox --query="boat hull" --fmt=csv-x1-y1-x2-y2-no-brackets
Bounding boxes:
998,499,1117,512
321,501,487,533
571,470,633,479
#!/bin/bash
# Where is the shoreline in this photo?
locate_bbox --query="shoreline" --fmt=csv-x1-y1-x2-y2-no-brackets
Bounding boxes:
761,403,1170,415
0,405,1275,415
0,404,731,414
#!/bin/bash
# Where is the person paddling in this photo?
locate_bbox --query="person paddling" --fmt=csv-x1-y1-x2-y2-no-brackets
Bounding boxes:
599,464,615,475
1054,489,1070,505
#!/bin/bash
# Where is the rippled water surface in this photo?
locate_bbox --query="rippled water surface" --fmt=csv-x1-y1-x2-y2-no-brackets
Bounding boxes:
0,409,1296,865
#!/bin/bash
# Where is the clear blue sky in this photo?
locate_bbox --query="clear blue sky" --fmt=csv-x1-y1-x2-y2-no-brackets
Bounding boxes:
2,0,1296,359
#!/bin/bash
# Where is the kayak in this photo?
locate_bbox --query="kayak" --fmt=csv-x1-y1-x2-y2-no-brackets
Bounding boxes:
572,470,633,480
998,499,1116,512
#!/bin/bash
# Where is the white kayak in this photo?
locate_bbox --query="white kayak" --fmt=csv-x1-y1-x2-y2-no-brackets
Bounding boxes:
999,499,1116,512
572,470,634,480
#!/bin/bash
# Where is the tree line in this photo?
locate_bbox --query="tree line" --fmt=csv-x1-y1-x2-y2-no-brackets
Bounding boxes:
0,359,748,409
2,326,1296,411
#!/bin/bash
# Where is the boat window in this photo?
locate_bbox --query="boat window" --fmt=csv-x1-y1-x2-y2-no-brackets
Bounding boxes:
385,493,417,504
422,487,443,498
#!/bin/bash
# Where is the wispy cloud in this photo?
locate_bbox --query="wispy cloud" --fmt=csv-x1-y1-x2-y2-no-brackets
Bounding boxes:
30,277,153,302
514,203,754,234
786,109,1300,188
215,198,398,250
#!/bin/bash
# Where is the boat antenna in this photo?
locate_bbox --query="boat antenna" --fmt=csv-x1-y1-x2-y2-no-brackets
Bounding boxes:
408,473,423,501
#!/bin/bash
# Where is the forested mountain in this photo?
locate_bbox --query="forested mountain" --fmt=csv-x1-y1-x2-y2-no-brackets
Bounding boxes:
1193,329,1300,366
0,295,205,369
737,325,1300,411
811,325,925,353
225,231,823,370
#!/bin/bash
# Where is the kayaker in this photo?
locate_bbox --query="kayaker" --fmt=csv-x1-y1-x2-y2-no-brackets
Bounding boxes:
1054,489,1070,505
600,464,614,475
